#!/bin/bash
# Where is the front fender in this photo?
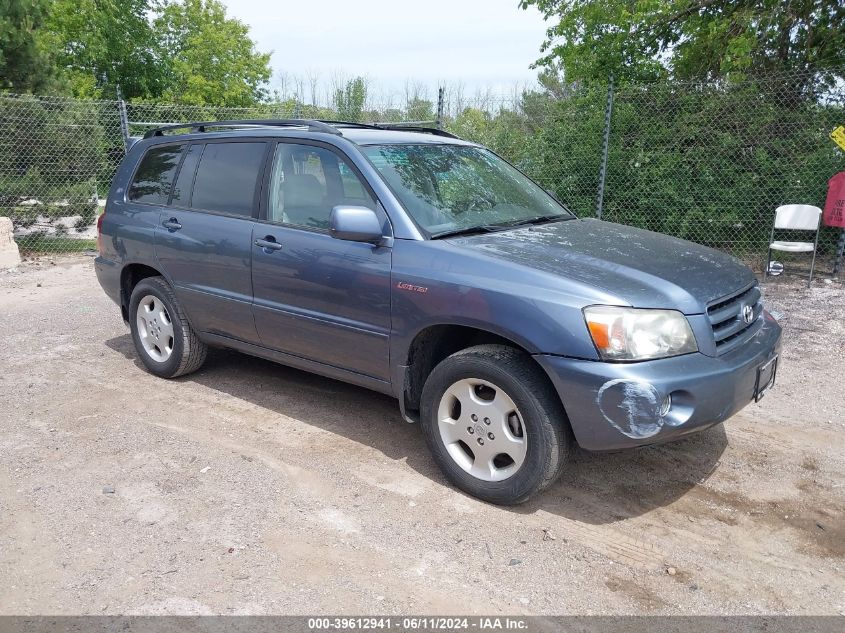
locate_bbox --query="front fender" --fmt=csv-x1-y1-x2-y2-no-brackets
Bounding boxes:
388,241,604,368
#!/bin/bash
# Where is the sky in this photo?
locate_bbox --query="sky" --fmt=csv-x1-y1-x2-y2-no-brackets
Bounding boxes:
223,0,550,103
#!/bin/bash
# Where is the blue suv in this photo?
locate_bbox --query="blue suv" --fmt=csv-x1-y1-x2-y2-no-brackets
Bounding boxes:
96,119,781,504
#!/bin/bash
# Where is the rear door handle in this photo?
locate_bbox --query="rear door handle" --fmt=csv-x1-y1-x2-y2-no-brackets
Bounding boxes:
162,218,182,231
254,236,282,252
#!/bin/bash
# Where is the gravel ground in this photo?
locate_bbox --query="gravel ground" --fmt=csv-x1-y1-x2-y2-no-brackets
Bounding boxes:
0,256,843,616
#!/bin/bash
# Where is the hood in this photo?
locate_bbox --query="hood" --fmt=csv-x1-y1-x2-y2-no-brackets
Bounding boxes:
449,218,755,314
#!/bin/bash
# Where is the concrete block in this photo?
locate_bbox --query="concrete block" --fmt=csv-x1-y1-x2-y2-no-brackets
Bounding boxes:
0,217,22,269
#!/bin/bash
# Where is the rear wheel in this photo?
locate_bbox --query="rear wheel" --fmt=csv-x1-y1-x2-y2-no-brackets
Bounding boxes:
420,344,571,505
129,276,207,378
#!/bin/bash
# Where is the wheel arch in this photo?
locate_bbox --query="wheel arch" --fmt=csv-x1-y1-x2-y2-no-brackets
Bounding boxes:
119,263,165,322
399,323,555,420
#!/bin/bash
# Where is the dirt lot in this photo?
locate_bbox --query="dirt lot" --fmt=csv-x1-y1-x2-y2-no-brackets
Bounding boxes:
0,256,843,616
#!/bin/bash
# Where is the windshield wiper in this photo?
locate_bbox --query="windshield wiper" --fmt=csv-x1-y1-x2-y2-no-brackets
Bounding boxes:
497,213,575,228
430,225,505,239
430,214,575,240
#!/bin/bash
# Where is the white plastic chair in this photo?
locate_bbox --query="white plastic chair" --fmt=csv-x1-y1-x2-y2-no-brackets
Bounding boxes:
765,204,822,287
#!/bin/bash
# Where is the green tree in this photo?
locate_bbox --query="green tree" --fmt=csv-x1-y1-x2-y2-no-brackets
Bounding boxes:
520,0,845,86
154,0,272,106
333,77,367,122
42,0,162,99
0,0,56,92
406,97,434,122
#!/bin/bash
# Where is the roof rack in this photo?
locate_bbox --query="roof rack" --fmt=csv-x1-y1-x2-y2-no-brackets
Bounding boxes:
317,119,459,139
140,118,461,141
142,119,342,139
316,120,382,129
369,121,459,139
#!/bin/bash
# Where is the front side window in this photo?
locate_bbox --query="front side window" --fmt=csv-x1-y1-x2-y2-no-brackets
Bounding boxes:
360,144,573,236
190,142,266,216
268,143,376,230
128,144,184,205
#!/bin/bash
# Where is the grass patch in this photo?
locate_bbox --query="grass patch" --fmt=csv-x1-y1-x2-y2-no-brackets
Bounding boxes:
17,236,97,256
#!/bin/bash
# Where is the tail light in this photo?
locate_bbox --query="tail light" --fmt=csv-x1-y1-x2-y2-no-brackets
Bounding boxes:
96,212,105,253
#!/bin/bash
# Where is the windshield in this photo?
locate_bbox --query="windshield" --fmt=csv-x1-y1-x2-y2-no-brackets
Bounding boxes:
360,144,573,237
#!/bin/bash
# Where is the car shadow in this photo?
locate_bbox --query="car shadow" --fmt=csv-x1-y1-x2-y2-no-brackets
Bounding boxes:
105,335,728,525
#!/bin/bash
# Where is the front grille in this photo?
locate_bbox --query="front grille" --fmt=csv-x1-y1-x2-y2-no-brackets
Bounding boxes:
707,282,763,355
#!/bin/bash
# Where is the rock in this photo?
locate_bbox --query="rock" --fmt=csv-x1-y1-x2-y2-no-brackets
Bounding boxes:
102,485,115,494
689,584,699,591
667,567,677,576
200,466,210,473
0,218,21,270
542,528,555,541
509,559,522,566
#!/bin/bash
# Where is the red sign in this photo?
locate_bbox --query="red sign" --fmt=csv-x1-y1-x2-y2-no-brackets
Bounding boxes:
824,171,845,228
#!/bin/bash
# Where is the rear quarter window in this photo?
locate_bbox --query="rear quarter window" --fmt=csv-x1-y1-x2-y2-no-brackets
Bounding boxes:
128,144,184,205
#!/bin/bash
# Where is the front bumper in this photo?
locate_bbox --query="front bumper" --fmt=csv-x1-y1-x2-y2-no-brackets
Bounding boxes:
535,312,782,451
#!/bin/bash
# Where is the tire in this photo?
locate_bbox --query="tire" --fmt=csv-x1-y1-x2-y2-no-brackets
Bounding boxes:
420,344,572,505
128,276,207,378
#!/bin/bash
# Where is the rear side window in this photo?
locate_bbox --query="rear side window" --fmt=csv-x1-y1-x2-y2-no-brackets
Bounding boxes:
190,142,266,216
128,145,184,204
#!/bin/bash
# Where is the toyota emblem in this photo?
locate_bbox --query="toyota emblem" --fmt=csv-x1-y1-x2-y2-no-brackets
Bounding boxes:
742,304,754,324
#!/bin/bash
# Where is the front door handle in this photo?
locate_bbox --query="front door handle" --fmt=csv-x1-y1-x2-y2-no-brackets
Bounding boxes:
254,236,282,252
162,218,182,231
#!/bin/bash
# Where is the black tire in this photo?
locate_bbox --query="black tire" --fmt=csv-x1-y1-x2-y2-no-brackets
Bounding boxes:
128,276,207,378
420,344,572,505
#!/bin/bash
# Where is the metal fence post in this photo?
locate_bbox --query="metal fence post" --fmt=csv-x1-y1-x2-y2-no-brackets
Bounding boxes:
596,73,615,219
436,87,445,130
834,229,845,276
116,86,130,154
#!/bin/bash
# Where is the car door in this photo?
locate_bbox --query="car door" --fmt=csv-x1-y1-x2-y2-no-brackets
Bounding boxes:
251,140,392,381
154,140,269,343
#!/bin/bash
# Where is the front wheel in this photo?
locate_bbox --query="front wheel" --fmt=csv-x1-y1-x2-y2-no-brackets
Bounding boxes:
420,344,572,505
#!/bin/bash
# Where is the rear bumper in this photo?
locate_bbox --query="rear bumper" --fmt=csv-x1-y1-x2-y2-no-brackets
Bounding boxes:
94,256,122,308
535,312,782,451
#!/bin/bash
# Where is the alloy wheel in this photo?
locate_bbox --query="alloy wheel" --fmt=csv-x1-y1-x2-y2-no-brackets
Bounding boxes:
436,378,527,482
136,295,174,363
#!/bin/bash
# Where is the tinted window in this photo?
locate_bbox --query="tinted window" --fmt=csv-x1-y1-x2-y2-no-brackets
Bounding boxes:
128,145,184,204
268,144,376,230
191,142,266,215
170,144,202,207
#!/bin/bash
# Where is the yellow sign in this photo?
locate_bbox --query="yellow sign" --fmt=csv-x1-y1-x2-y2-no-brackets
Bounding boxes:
832,125,845,151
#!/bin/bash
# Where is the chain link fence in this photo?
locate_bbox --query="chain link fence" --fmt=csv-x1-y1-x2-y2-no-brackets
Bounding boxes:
2,67,843,273
0,94,124,255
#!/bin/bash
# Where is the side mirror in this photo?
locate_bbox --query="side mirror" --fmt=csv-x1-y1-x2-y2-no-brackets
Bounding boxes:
330,206,384,244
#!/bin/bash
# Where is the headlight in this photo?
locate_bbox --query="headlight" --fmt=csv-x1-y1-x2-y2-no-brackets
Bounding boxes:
583,306,698,361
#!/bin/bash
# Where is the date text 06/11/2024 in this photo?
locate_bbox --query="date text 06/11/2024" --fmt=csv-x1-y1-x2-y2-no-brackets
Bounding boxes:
307,616,529,630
